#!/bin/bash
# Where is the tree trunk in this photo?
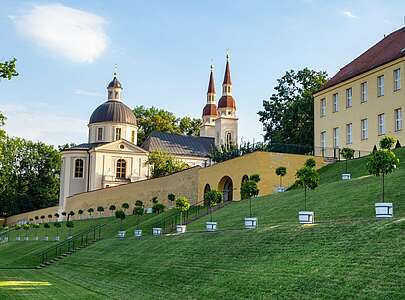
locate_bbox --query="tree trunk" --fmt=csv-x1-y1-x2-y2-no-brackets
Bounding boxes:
249,198,252,217
345,159,348,174
304,185,307,211
382,173,385,202
210,207,213,222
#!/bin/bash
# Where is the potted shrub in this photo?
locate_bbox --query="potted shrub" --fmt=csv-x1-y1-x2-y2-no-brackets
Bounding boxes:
340,148,355,180
48,214,53,223
295,159,320,224
175,196,190,234
33,223,40,240
367,137,399,218
40,215,45,224
34,216,39,224
97,206,104,218
275,166,287,192
204,190,222,232
109,205,116,217
87,208,94,219
15,224,21,241
66,221,74,239
68,211,75,221
122,203,129,215
78,209,84,220
133,200,144,238
241,174,260,229
61,211,67,221
43,223,50,240
54,213,59,221
115,209,126,239
23,223,30,241
54,222,61,241
168,193,176,208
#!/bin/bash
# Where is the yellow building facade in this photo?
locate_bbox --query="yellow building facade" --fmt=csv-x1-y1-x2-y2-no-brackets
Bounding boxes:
6,151,325,225
314,28,405,156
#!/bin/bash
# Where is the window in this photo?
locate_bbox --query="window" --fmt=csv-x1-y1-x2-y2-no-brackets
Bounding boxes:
346,123,353,144
114,91,119,98
346,88,352,108
115,128,121,140
332,93,338,112
333,127,340,148
377,75,385,97
361,119,368,140
394,68,401,91
320,131,327,156
320,98,326,117
394,108,402,132
360,82,368,103
378,113,385,135
116,159,126,179
131,130,136,143
74,159,84,178
97,128,103,141
226,132,232,147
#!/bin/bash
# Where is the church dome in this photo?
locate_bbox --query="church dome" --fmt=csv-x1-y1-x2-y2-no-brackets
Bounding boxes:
218,95,236,109
202,103,217,116
89,100,137,125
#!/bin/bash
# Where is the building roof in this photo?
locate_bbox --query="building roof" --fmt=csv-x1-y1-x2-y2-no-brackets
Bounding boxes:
207,68,216,94
218,95,236,109
141,131,215,158
202,103,218,117
61,142,109,152
320,27,405,92
89,100,137,125
107,75,122,89
223,59,232,85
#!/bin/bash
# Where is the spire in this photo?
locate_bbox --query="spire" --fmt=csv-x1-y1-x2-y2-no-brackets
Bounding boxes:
223,52,232,85
207,64,216,94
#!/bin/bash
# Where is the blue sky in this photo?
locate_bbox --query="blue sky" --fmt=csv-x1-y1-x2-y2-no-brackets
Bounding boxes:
0,0,404,146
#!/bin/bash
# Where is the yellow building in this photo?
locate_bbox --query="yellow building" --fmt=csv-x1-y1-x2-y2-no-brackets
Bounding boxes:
314,27,405,157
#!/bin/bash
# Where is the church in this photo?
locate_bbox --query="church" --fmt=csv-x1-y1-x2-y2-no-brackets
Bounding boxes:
59,55,239,208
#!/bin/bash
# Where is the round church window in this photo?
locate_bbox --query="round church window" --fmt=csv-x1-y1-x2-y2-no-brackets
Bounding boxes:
120,144,124,149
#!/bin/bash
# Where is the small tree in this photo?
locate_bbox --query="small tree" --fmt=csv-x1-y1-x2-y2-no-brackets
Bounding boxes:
176,196,191,226
168,193,176,207
109,205,116,216
23,223,30,239
66,221,74,237
97,206,105,217
133,201,144,229
54,222,61,237
44,223,51,237
68,211,75,221
54,213,59,219
33,223,40,238
78,209,84,220
61,212,67,220
40,215,45,223
340,148,355,174
87,208,94,218
240,174,261,217
275,167,287,187
304,158,316,168
204,190,222,222
367,137,399,202
48,214,53,223
115,210,126,231
295,160,320,210
35,216,39,223
122,203,129,215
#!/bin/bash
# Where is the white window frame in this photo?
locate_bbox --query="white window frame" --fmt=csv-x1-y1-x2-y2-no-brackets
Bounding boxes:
394,108,402,132
320,98,326,117
115,127,122,140
333,93,339,112
378,113,385,135
333,127,340,148
346,123,353,145
346,88,352,108
377,75,385,97
394,68,401,91
361,118,368,140
360,82,368,103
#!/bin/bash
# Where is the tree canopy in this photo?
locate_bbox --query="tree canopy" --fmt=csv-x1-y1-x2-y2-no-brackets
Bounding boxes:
145,151,189,178
133,105,201,144
0,58,18,80
258,68,328,146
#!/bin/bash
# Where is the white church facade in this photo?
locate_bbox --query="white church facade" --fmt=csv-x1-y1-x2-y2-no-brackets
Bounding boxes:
59,55,239,209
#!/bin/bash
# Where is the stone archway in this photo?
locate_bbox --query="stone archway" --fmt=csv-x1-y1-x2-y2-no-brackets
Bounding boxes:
218,176,233,202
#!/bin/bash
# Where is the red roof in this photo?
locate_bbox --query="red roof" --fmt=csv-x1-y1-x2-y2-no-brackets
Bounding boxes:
218,95,236,109
320,27,405,92
202,103,218,116
223,60,232,85
207,69,215,94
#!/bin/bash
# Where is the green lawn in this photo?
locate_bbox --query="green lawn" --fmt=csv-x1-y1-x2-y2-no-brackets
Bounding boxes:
0,149,404,299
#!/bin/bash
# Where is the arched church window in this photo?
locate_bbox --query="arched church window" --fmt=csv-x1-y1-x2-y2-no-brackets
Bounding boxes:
74,159,84,178
116,159,126,179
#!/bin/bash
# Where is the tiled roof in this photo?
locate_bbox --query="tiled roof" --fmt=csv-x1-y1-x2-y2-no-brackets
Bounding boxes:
319,27,405,92
141,131,215,158
89,100,137,125
223,60,232,85
218,95,236,109
207,69,216,94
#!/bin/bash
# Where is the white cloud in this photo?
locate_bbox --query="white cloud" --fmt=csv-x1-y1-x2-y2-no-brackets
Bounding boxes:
342,10,359,19
0,103,87,146
12,3,108,63
75,89,101,97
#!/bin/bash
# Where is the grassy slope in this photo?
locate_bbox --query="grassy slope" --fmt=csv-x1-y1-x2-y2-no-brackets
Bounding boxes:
0,149,405,299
